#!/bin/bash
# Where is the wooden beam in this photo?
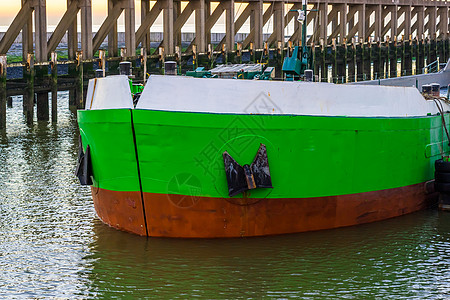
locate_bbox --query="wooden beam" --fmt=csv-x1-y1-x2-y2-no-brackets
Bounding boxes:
93,3,124,54
186,3,224,53
35,0,48,62
173,2,194,34
81,0,93,59
67,0,78,59
0,2,33,55
47,0,80,56
22,0,33,61
136,1,163,47
124,0,136,56
108,0,119,57
216,3,252,50
163,0,174,54
195,0,206,52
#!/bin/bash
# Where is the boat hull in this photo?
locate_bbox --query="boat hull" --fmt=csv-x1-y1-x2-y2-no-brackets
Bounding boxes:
79,108,447,238
92,182,436,238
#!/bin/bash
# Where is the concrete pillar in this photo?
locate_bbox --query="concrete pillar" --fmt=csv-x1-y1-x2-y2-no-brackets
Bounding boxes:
358,4,365,42
251,0,263,49
339,4,347,44
67,0,78,60
273,1,285,46
141,0,151,52
163,0,174,54
108,0,119,57
81,0,93,59
22,0,33,62
124,0,136,56
195,0,206,52
390,5,398,41
225,0,235,51
35,0,48,62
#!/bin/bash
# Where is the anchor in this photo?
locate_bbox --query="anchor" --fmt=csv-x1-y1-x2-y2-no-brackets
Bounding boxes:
75,136,93,186
222,144,273,197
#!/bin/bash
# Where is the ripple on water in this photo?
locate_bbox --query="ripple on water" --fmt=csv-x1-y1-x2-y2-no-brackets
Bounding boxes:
1,92,450,298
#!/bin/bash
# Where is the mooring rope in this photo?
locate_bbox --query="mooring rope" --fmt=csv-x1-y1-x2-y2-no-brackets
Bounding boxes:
430,97,450,153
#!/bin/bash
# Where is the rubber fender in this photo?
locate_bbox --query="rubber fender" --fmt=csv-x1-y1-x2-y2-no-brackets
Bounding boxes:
435,159,450,173
435,182,450,193
435,172,450,183
439,192,450,205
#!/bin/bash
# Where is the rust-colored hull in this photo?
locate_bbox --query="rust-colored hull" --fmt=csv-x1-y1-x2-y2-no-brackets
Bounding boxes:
91,183,437,238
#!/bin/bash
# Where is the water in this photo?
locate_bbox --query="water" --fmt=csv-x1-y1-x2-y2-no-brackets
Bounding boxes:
1,93,450,298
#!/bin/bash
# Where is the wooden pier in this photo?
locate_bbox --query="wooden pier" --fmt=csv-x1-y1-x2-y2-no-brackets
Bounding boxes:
0,0,449,128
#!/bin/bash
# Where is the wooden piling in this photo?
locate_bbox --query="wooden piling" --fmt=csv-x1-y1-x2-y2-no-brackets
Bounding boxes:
363,42,371,80
417,39,425,74
99,50,106,77
389,38,397,78
0,55,6,129
356,41,363,81
347,41,356,82
51,52,57,122
76,51,84,109
24,53,34,125
320,39,326,82
36,92,49,121
141,48,148,81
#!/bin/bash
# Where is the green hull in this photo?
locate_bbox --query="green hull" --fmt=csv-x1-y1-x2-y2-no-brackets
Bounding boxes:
78,109,448,198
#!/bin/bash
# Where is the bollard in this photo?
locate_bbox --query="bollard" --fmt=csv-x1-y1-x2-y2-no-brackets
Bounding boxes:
0,55,6,129
431,83,440,97
95,69,105,78
24,53,34,125
164,61,177,75
304,69,313,82
51,52,57,123
119,62,132,76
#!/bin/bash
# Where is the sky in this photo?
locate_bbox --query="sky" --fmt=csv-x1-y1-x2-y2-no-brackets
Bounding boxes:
0,0,295,34
0,0,137,31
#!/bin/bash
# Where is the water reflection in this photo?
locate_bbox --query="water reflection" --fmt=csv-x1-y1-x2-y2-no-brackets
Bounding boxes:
0,92,450,298
85,210,450,299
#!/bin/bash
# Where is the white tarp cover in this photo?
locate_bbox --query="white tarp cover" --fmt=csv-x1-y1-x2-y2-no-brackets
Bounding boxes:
85,75,133,110
136,75,445,117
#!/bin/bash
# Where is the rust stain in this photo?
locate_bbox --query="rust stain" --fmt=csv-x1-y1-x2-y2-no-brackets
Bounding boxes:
91,183,437,238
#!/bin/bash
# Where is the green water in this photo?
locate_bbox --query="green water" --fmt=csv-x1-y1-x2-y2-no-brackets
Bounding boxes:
1,92,450,298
